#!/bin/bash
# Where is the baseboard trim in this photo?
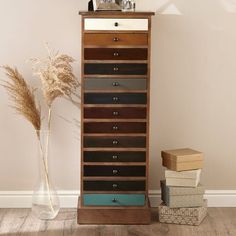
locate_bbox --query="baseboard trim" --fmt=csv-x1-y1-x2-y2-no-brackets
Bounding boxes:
0,190,236,208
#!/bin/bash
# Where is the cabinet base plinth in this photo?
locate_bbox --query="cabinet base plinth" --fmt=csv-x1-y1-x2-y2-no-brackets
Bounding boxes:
77,198,151,225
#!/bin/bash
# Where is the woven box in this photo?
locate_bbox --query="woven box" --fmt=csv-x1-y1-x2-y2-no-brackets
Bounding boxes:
161,148,203,171
161,180,205,208
158,200,207,226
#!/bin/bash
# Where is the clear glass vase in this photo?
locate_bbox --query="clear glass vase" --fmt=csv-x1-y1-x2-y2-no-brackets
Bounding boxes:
32,130,60,220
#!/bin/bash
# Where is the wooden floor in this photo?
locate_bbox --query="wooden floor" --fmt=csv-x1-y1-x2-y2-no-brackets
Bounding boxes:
0,208,236,236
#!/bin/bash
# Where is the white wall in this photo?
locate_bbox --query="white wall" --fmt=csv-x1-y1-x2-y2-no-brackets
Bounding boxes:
1,0,236,192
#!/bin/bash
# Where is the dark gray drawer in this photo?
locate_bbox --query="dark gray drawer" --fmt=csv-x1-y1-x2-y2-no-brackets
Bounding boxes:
83,151,146,162
84,78,147,90
84,63,147,75
84,136,146,148
84,93,147,104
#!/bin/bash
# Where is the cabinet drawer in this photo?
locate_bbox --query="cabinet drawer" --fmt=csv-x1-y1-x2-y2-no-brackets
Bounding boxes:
84,33,148,46
84,151,146,162
84,107,147,119
84,63,147,75
84,136,146,148
84,165,146,177
84,48,148,60
84,18,148,31
84,122,146,134
84,93,147,104
83,180,146,191
84,78,146,90
83,194,145,206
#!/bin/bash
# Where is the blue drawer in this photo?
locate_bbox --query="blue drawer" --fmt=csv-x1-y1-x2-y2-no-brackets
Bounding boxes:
83,194,145,206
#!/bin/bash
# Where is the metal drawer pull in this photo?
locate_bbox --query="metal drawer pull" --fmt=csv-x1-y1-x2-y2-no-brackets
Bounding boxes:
112,82,119,87
112,140,119,145
114,22,119,27
112,126,118,130
113,37,119,42
112,97,119,101
113,52,119,57
112,169,118,174
113,67,119,71
112,198,117,203
112,155,118,160
112,111,119,116
112,184,118,188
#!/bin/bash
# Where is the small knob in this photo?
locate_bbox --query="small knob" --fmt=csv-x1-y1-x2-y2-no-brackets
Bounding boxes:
112,155,118,160
114,22,119,27
112,111,119,116
112,183,118,188
112,198,117,203
112,169,118,175
113,37,119,42
113,67,119,72
112,140,118,145
112,97,119,102
113,52,119,57
112,82,119,87
112,126,118,131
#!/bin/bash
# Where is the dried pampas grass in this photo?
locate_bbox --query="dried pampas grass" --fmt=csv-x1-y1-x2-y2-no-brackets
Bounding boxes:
1,66,41,137
31,45,79,107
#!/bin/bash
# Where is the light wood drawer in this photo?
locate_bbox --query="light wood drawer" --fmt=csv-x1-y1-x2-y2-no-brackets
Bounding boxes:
84,18,148,31
84,33,148,46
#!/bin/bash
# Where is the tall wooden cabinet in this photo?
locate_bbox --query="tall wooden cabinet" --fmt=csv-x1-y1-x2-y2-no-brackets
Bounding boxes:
78,11,155,225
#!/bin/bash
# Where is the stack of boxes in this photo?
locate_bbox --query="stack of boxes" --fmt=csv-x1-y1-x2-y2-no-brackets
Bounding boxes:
158,148,207,226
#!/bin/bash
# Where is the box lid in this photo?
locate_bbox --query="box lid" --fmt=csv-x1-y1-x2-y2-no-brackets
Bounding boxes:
161,148,203,163
165,169,201,179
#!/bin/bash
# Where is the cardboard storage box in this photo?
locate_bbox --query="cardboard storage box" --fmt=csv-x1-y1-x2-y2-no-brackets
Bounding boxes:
158,200,207,226
161,180,205,208
161,148,203,171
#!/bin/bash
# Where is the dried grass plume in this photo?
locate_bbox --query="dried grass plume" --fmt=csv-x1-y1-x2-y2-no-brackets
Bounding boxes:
1,66,41,136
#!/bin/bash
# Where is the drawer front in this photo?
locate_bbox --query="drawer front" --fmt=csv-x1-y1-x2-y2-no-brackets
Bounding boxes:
84,122,146,134
83,194,145,206
84,48,148,60
84,33,148,46
84,63,147,75
84,136,146,148
84,18,148,31
84,78,146,91
84,165,146,177
84,93,147,104
84,107,147,119
83,180,146,191
83,151,146,162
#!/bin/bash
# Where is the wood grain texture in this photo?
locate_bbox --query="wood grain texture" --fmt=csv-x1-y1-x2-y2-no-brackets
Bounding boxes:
0,208,236,235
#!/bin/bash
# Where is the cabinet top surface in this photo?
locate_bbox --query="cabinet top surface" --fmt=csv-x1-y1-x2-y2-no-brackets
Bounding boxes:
79,11,155,16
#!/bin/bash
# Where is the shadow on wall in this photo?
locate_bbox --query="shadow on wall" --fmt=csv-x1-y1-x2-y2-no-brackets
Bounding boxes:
149,0,236,189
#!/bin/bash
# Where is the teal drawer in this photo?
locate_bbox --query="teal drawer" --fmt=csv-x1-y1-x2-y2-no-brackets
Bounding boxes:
83,194,145,206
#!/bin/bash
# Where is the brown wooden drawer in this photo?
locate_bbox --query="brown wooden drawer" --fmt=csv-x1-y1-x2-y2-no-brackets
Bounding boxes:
84,33,148,46
84,48,148,60
84,122,146,134
84,107,147,119
84,136,146,148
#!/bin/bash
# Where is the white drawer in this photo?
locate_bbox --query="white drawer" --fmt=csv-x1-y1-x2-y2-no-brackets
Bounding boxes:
84,18,148,31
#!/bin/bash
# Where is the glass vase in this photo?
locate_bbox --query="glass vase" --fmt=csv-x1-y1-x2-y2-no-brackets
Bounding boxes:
32,130,60,220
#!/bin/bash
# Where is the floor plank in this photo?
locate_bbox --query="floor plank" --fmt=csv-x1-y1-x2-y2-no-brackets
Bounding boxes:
0,208,236,236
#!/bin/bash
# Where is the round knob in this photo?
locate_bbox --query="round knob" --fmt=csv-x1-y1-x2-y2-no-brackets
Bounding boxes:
113,37,119,42
112,169,118,175
112,183,118,188
112,82,119,87
112,155,118,160
113,52,119,57
113,67,119,72
112,140,118,145
112,111,119,116
112,97,119,102
112,198,117,203
112,126,118,131
114,22,119,27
